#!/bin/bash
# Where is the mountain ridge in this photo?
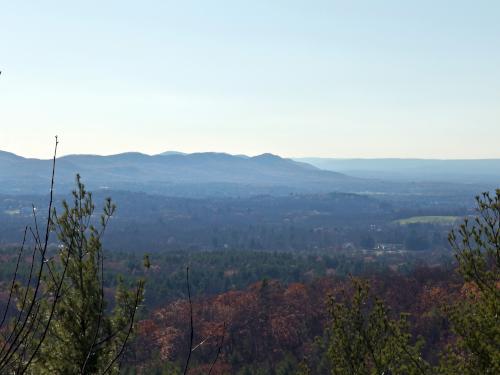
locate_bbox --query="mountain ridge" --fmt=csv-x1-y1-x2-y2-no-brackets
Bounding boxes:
1,150,496,197
0,150,360,196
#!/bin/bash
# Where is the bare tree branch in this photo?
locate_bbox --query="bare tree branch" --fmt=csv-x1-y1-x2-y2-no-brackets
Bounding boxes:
183,266,194,375
208,322,226,375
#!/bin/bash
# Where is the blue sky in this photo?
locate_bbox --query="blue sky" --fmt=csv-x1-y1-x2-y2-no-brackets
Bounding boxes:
1,1,499,158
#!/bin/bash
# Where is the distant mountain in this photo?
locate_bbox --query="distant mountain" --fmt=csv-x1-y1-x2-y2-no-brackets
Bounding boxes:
1,151,495,197
0,151,378,196
0,150,23,161
157,151,187,156
295,158,500,185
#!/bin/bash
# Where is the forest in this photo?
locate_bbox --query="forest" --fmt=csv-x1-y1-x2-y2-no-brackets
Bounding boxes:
0,143,498,374
0,190,468,253
0,177,498,374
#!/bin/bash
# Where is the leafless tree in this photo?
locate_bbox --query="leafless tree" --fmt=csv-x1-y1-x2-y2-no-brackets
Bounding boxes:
0,137,68,374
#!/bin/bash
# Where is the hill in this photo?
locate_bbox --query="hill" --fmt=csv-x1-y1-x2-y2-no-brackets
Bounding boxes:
0,151,378,196
1,151,494,197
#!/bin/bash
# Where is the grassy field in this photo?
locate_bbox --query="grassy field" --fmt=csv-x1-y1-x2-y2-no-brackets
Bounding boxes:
3,209,20,216
394,215,461,225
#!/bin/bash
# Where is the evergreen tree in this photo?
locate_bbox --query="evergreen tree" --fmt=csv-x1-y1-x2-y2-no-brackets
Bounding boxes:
439,190,500,374
30,175,144,374
324,279,429,375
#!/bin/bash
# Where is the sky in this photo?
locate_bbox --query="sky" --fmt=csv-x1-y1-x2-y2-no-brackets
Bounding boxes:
1,0,499,159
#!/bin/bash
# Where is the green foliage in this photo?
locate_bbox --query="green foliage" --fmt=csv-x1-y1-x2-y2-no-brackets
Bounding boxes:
439,190,500,374
295,361,311,375
29,176,144,374
275,353,299,375
325,279,429,375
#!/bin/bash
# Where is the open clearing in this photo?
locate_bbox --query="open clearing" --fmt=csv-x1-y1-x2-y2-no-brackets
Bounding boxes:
394,216,461,225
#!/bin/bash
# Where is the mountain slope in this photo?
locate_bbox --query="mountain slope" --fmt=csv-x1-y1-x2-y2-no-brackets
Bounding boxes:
0,151,371,196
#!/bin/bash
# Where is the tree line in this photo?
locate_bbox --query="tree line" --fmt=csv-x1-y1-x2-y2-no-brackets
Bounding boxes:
0,140,498,373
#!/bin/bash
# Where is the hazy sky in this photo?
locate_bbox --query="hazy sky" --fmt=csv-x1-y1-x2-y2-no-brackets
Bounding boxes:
1,1,499,159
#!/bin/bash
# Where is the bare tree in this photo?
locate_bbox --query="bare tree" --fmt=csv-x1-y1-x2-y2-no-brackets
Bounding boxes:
0,137,68,374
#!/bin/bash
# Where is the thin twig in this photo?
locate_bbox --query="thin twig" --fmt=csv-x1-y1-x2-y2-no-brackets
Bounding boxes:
100,282,144,375
208,322,226,375
183,267,194,375
0,136,58,373
0,227,27,328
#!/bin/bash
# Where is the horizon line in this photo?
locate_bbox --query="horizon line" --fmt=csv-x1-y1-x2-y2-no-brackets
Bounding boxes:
2,149,500,162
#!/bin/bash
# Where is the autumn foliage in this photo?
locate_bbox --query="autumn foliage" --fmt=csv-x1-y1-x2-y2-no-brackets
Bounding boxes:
126,267,461,374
